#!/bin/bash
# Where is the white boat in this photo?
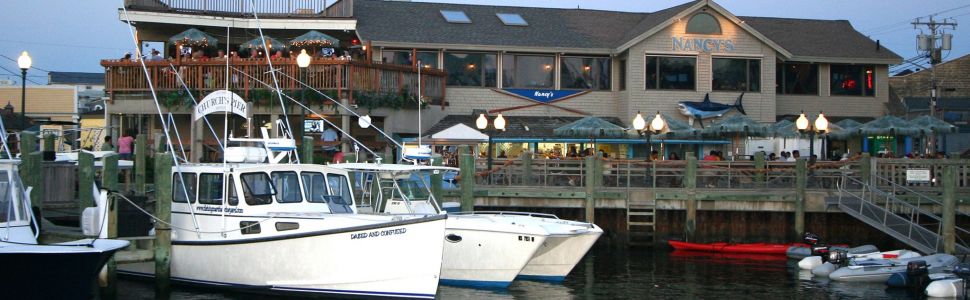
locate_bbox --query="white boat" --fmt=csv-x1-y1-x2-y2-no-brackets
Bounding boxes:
331,163,602,285
330,163,548,288
810,249,922,277
828,253,959,282
117,136,449,298
0,159,130,299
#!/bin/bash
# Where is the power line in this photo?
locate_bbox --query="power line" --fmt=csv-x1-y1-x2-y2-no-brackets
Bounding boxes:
0,65,43,85
861,3,970,34
0,54,52,73
0,38,128,51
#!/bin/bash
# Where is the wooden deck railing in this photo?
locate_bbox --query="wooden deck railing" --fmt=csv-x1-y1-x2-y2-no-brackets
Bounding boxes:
101,58,446,105
125,0,339,17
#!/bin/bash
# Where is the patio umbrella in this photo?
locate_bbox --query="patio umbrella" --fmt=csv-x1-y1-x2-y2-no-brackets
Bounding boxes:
239,36,286,51
909,115,957,134
770,119,799,138
168,28,218,48
553,116,629,139
828,119,863,140
701,114,770,137
290,30,340,48
658,113,700,139
856,115,925,136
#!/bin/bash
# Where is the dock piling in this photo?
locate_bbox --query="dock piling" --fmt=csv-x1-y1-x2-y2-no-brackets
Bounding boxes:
100,153,119,299
521,152,534,185
153,152,174,299
860,153,872,185
430,154,443,206
684,152,697,241
43,133,55,152
795,158,807,240
754,151,765,184
79,151,95,214
459,145,474,211
301,136,314,164
135,134,147,196
942,164,956,254
584,156,596,223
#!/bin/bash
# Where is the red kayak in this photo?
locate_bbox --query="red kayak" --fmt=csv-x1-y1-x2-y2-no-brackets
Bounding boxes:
668,240,809,255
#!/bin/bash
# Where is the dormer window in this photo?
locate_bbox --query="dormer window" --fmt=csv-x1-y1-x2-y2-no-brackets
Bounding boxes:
686,12,721,35
440,10,471,24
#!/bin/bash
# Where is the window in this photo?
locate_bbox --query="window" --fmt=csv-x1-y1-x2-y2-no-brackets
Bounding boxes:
440,10,471,23
712,58,760,92
416,51,439,69
198,173,224,205
241,172,274,205
327,174,354,206
645,56,696,90
272,171,303,203
619,59,626,91
496,13,528,26
301,172,333,203
444,52,497,87
0,171,10,222
502,54,555,88
381,50,412,66
776,63,818,95
831,65,875,96
227,176,238,206
561,56,611,90
172,173,196,203
686,13,721,35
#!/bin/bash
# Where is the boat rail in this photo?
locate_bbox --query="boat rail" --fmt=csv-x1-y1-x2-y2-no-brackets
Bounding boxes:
450,211,560,219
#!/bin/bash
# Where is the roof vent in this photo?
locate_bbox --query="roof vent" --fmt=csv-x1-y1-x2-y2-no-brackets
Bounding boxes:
496,13,528,26
440,10,471,24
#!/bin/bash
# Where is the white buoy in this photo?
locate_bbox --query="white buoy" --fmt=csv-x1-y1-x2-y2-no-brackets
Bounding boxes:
798,256,823,270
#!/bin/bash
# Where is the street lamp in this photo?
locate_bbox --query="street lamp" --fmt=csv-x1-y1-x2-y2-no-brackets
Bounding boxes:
17,51,31,131
796,111,828,163
297,49,311,139
632,111,666,161
476,113,506,181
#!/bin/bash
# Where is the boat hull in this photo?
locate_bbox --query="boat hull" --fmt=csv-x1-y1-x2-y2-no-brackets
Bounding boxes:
0,239,129,300
438,216,547,288
518,228,603,281
120,215,447,299
668,240,806,255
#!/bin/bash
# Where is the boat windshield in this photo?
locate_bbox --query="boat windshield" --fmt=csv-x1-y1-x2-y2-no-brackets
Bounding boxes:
398,173,431,201
0,170,26,223
241,172,275,205
301,172,333,203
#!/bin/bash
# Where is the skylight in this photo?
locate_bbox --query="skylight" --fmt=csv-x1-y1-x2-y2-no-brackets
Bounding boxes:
496,13,528,26
440,10,471,24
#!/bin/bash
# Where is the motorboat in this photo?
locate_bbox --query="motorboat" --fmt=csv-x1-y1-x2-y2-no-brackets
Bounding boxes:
668,240,807,255
330,163,550,288
117,133,449,298
796,245,880,270
788,244,877,260
811,250,922,277
888,262,970,297
827,253,959,282
0,159,129,299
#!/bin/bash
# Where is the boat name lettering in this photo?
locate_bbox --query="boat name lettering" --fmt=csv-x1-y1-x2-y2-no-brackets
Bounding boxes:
350,228,408,240
195,206,244,214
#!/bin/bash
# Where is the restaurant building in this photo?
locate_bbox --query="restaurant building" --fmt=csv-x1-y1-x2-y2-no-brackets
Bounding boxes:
104,0,901,161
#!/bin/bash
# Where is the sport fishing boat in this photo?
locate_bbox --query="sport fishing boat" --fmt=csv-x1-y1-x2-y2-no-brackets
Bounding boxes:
118,131,448,298
668,240,807,255
330,163,549,288
0,158,129,299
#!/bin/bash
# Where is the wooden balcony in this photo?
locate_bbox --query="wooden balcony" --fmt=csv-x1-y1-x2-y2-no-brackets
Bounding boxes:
101,58,446,106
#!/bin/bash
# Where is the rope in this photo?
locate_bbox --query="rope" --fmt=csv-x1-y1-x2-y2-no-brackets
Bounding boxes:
111,192,275,234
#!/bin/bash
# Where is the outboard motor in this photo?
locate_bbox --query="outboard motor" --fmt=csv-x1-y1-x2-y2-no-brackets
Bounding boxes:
906,260,930,295
811,245,830,262
803,232,820,245
953,262,970,299
828,250,849,267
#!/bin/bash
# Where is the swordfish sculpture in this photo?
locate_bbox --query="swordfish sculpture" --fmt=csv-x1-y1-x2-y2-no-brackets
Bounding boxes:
677,93,746,128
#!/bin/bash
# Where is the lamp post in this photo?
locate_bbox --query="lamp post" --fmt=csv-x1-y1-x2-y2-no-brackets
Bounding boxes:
296,49,311,139
476,113,506,182
632,111,666,161
17,51,31,131
796,111,828,164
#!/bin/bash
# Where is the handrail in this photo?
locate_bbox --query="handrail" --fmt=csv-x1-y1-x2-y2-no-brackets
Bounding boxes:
125,0,335,17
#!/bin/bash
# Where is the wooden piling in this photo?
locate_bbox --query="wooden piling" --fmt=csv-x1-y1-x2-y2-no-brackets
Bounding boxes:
459,145,475,212
584,156,596,223
135,134,147,196
521,152,534,185
942,164,956,254
684,152,697,241
860,153,871,185
430,154,443,206
795,158,807,240
43,133,55,152
21,151,43,214
20,131,37,155
78,151,95,214
754,151,765,184
153,152,174,299
301,136,314,164
100,153,119,300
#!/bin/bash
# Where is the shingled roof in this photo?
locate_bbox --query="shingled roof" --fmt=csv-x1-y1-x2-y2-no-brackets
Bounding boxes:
423,115,626,139
354,0,901,62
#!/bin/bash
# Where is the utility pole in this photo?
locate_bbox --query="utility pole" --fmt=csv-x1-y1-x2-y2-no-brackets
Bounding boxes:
912,16,956,154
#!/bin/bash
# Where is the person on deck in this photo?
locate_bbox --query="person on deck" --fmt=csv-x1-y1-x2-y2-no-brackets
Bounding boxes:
101,136,114,151
117,131,135,160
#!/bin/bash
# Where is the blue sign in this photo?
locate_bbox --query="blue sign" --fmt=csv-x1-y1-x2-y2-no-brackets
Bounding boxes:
500,89,586,103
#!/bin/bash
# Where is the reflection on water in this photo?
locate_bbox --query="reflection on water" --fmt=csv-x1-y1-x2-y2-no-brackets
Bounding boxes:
117,246,914,299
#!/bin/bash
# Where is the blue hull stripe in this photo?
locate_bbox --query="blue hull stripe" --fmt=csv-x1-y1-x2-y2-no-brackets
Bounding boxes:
439,278,511,288
119,270,436,298
516,275,566,282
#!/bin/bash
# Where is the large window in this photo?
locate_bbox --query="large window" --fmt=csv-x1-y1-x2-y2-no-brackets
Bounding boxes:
327,174,353,206
172,173,196,203
301,172,331,203
712,58,760,92
831,64,875,96
561,56,611,90
444,52,497,87
272,171,302,203
416,51,438,69
241,173,274,206
503,54,555,88
776,63,818,95
198,173,224,205
645,56,696,90
381,50,411,66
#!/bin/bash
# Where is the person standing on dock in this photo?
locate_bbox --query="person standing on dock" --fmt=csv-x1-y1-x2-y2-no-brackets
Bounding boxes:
101,136,114,151
117,131,134,160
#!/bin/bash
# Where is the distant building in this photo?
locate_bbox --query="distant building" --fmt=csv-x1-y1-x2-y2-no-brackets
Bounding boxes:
889,54,970,154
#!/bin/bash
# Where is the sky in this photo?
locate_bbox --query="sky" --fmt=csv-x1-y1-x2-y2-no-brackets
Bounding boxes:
0,0,968,84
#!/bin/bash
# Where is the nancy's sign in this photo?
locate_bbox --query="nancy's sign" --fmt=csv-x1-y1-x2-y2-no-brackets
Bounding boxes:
500,89,586,103
194,90,249,121
672,36,736,52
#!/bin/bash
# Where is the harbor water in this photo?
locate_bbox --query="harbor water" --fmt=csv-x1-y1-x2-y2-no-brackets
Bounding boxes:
115,245,917,299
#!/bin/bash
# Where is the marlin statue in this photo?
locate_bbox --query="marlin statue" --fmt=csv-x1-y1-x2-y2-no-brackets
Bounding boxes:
677,93,745,128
